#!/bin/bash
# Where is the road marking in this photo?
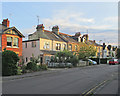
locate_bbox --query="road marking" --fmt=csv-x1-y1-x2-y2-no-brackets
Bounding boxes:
81,80,109,96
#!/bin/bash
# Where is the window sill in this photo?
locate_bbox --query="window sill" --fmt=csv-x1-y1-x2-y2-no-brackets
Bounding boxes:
6,46,19,48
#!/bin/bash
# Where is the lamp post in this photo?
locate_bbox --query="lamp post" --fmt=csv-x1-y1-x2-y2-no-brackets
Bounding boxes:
99,40,102,64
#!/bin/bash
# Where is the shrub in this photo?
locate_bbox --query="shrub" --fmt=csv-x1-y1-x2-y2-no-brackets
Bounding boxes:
17,66,22,75
70,55,79,67
39,65,48,70
26,62,37,71
2,50,19,76
21,65,27,73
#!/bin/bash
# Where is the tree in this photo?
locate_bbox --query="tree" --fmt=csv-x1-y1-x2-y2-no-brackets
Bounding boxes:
54,50,79,67
78,44,96,59
116,48,120,59
2,50,19,76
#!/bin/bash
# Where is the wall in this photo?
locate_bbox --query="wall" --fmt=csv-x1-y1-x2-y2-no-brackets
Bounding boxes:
53,40,67,51
22,40,42,64
2,34,22,56
40,38,52,51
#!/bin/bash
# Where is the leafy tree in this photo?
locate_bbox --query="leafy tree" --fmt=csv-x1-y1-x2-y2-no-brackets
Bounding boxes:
54,50,78,67
2,50,19,76
78,44,96,59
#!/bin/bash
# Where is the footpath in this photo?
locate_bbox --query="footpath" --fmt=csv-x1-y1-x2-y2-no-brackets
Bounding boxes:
2,68,66,82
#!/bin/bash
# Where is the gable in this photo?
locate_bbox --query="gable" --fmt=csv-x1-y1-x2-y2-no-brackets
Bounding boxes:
4,29,18,35
3,27,25,37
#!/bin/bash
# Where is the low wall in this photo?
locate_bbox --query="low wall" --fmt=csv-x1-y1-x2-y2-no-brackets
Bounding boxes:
77,60,88,67
48,63,72,68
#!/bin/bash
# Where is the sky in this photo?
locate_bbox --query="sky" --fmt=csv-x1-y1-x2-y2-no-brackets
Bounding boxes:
1,2,118,46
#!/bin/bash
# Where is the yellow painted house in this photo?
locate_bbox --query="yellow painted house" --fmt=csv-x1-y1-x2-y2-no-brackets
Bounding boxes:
23,24,103,65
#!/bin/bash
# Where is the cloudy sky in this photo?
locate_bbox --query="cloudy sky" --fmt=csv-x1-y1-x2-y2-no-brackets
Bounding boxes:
1,2,118,46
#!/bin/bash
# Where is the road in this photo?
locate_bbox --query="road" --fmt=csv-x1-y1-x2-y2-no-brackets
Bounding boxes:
2,64,119,95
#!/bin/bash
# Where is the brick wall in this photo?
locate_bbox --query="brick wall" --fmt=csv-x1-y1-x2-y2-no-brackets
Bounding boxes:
2,34,22,56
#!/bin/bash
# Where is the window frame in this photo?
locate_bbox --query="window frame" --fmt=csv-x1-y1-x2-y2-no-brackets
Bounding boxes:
69,44,72,51
7,36,12,47
13,37,19,48
56,43,61,50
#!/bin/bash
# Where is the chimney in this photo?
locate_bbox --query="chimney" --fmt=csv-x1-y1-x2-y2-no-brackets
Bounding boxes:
2,18,10,27
36,24,44,32
52,25,59,35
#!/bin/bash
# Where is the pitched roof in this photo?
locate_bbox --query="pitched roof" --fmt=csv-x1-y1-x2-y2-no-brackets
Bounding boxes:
88,40,103,47
0,24,25,37
59,33,78,43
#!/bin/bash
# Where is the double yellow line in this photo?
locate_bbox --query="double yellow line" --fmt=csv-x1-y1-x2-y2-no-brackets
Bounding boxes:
81,80,109,96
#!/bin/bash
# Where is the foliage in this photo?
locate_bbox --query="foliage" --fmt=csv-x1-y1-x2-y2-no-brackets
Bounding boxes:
26,62,37,71
53,50,79,67
17,66,22,75
78,44,96,59
116,48,120,59
2,50,19,76
30,54,39,63
38,64,48,70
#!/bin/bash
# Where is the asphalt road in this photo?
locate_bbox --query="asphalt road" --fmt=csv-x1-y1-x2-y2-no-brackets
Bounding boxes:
2,64,119,95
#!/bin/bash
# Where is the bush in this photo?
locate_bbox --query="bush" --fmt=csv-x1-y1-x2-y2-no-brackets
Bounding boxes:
26,62,37,71
2,50,19,76
38,65,48,70
21,65,27,73
17,66,22,75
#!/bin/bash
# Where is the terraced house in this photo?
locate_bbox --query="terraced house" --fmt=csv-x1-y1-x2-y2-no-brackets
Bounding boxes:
23,23,104,65
23,24,79,65
0,19,25,57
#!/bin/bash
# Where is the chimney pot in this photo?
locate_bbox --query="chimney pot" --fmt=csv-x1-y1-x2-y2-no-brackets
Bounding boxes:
52,25,59,35
2,18,10,27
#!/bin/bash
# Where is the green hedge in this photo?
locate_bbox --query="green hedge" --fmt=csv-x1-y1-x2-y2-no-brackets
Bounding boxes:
2,50,19,76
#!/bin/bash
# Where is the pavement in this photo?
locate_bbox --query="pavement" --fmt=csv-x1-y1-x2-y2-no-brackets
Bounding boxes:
2,68,66,81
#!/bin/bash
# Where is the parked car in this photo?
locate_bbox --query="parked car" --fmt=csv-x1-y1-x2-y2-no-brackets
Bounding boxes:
109,59,118,65
88,59,97,65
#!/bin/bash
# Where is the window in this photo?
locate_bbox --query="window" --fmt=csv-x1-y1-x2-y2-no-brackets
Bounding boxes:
56,43,61,50
7,37,12,47
44,42,50,49
32,41,36,48
75,45,77,51
63,44,66,50
25,42,27,48
0,36,1,47
13,38,18,47
69,44,72,51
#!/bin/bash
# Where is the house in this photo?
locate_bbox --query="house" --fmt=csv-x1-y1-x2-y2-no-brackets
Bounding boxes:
0,19,25,57
87,40,103,58
102,43,117,58
23,24,80,65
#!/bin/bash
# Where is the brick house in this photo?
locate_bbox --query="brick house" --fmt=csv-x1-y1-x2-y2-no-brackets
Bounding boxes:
0,19,25,57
